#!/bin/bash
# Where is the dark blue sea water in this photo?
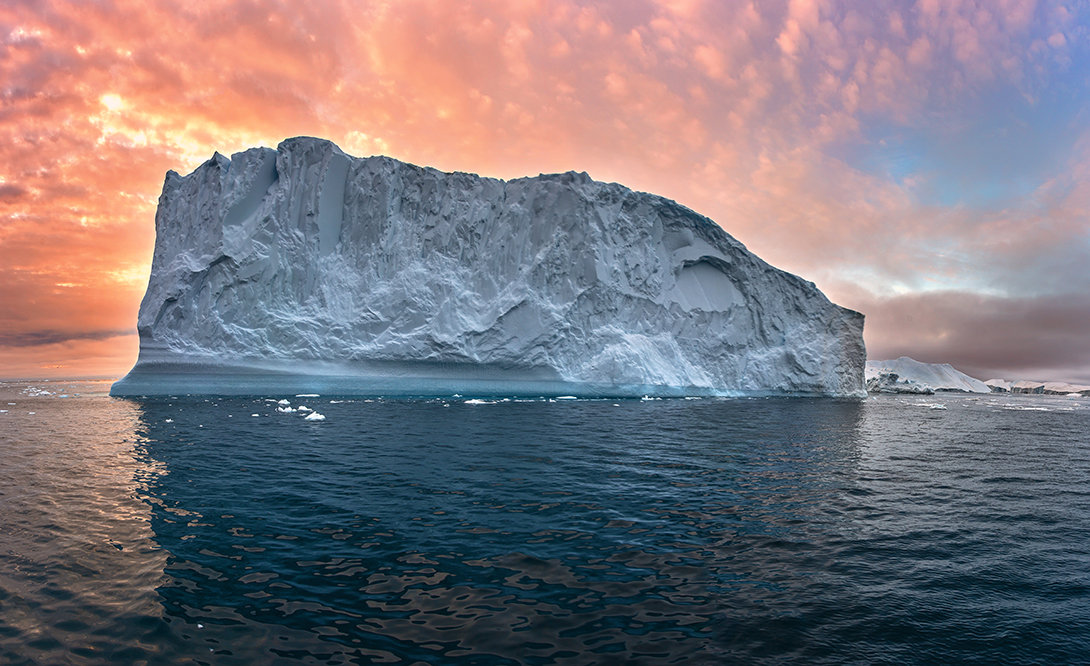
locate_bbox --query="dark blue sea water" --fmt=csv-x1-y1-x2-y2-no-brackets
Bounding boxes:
1,381,1089,664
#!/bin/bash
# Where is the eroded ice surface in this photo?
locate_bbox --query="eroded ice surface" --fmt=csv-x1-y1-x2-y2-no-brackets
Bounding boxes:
112,137,865,397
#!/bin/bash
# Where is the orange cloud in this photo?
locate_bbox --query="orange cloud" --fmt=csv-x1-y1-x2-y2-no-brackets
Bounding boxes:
1,0,1086,380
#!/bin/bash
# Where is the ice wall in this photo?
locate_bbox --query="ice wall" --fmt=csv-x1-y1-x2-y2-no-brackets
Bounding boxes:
112,137,866,397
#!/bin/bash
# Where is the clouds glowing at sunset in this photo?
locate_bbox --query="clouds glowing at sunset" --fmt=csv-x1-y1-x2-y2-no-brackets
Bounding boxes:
2,0,1088,381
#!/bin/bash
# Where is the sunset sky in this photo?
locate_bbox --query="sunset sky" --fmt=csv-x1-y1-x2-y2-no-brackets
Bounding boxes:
2,0,1089,382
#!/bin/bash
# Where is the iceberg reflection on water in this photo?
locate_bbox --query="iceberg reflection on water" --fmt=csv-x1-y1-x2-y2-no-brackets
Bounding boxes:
2,383,1089,663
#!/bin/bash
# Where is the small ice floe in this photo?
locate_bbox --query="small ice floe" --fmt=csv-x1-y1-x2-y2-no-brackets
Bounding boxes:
304,411,326,421
556,396,577,400
27,411,35,415
929,404,947,410
165,418,174,423
277,399,291,406
329,399,348,404
640,395,661,401
251,413,259,417
277,406,296,413
464,398,495,405
297,405,312,412
295,394,319,398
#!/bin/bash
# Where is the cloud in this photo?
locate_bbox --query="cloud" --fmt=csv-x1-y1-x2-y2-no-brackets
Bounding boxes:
844,289,1090,384
0,328,134,347
0,0,1087,379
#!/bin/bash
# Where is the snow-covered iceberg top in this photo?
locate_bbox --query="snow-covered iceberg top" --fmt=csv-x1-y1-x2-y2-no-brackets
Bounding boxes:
112,137,865,397
865,357,990,393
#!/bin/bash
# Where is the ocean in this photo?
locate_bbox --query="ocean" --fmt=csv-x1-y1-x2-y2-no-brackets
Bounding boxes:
1,380,1088,664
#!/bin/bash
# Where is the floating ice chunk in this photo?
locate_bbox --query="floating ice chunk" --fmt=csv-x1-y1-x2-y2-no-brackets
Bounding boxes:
251,413,259,417
296,394,319,397
165,418,174,423
556,396,577,400
464,399,492,405
297,405,312,412
277,406,296,413
929,404,947,410
304,411,325,421
277,399,291,406
27,411,35,415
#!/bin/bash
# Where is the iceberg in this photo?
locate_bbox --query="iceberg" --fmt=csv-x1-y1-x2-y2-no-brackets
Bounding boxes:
988,379,1090,396
865,357,990,394
111,137,865,397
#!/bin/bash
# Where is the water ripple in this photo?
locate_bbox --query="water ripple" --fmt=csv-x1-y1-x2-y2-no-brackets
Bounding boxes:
1,385,1089,663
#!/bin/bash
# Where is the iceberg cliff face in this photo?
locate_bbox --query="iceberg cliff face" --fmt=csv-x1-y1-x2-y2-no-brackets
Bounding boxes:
112,137,865,397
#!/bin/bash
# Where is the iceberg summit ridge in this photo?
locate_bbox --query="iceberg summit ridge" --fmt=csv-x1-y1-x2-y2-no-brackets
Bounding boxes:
111,137,866,397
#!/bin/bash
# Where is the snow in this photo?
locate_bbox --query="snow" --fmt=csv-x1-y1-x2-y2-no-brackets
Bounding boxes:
865,357,990,393
110,136,865,398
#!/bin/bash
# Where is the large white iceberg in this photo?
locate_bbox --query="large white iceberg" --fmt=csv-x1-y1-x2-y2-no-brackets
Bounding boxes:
865,357,990,393
111,137,865,397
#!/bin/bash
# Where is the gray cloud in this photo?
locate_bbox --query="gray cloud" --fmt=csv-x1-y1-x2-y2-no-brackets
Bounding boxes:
0,329,135,347
858,291,1090,384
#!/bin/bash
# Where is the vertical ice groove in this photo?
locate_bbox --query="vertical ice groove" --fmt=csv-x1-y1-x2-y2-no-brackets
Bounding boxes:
317,151,349,256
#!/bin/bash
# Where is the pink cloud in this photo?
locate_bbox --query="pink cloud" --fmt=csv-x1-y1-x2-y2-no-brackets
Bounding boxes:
0,0,1086,378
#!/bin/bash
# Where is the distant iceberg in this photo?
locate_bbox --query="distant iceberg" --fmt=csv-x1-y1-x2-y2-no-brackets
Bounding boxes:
865,357,990,394
111,137,865,397
985,378,1090,396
